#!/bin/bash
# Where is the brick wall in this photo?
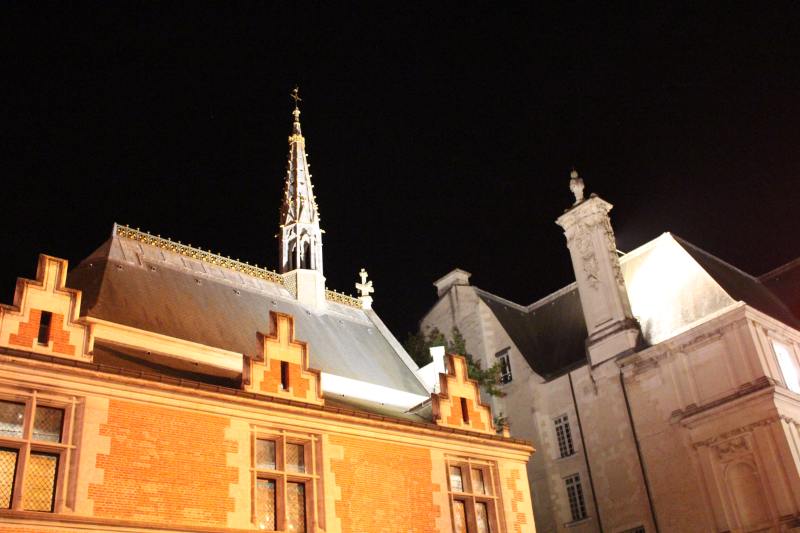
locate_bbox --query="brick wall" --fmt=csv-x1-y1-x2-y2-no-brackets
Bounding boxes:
330,434,441,533
8,308,75,356
88,399,238,528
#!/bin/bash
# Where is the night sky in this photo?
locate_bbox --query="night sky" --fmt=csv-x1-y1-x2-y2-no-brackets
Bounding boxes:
2,4,800,338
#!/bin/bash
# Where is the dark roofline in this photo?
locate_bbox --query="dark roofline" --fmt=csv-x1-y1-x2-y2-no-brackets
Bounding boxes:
671,234,760,281
759,256,800,281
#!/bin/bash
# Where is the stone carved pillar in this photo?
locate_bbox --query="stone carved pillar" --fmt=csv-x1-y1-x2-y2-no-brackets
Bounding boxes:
556,188,641,366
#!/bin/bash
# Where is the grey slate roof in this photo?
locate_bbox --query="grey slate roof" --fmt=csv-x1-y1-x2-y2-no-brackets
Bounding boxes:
66,233,428,396
476,287,587,380
674,236,799,328
760,257,800,322
472,234,800,381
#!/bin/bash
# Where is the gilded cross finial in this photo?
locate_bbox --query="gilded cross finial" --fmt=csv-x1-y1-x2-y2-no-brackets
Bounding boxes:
355,268,374,310
291,86,302,110
569,167,585,205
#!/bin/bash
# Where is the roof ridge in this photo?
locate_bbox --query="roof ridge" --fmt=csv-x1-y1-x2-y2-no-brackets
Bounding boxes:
112,224,361,308
671,234,760,282
114,223,284,283
759,255,800,281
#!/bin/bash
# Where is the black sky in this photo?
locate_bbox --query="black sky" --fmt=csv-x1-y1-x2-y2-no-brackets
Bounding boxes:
2,3,800,338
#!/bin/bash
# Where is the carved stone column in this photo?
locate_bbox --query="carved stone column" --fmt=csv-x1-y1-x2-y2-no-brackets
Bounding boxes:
556,193,641,366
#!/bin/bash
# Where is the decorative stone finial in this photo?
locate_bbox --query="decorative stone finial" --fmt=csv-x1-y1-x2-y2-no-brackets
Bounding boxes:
355,268,374,309
569,168,585,205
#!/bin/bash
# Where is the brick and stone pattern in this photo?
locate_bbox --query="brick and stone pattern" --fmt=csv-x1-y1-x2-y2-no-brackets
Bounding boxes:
88,399,238,528
432,353,495,435
243,312,322,405
0,255,87,360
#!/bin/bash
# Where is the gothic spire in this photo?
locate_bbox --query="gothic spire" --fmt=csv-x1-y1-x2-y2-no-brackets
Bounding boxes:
279,86,324,274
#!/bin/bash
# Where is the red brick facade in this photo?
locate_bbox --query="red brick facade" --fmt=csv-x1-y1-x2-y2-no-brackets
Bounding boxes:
330,434,441,532
88,400,238,526
8,309,76,356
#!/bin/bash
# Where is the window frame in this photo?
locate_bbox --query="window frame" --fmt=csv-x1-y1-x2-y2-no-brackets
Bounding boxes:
554,414,576,459
0,388,77,514
564,473,588,523
251,428,323,532
772,339,800,394
495,348,512,384
446,456,502,533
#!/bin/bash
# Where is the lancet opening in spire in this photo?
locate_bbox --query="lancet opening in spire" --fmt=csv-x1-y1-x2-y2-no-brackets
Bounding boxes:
278,86,323,275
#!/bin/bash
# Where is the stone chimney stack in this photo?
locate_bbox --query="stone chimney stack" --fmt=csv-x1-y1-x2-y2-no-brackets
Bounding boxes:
433,269,472,298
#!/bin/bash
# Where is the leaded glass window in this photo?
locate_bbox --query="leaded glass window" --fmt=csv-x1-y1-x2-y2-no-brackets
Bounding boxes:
33,406,63,443
256,479,276,531
256,439,276,470
0,449,18,508
287,482,306,532
0,394,72,513
447,458,498,533
23,453,58,511
0,402,25,439
253,431,320,532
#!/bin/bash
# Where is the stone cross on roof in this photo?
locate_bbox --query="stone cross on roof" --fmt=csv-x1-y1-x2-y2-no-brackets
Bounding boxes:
355,268,374,310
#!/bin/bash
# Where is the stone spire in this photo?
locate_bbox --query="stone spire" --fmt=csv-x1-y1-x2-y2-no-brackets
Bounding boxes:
278,87,327,310
279,86,324,274
556,169,641,366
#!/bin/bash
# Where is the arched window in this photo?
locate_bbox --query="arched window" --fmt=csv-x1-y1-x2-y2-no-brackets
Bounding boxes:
301,241,311,269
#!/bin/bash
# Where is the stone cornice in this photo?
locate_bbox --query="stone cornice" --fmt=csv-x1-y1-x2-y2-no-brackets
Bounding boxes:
0,346,533,455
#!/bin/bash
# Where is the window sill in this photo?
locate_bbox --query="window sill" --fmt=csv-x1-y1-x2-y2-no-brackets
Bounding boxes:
554,452,578,462
565,516,592,528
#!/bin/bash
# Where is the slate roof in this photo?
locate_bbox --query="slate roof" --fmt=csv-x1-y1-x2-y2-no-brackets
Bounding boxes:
476,287,587,380
66,229,428,396
472,233,800,381
675,236,799,329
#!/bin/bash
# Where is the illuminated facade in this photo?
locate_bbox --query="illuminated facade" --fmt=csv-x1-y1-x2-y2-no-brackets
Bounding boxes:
0,100,535,532
421,173,800,532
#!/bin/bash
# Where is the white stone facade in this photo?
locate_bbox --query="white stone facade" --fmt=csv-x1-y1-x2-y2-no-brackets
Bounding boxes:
421,203,800,532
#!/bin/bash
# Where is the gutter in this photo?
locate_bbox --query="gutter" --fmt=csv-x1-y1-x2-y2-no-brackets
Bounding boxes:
619,370,660,532
569,371,604,533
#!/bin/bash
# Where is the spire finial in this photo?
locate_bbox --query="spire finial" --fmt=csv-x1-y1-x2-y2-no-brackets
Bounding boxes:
290,86,302,122
569,167,585,205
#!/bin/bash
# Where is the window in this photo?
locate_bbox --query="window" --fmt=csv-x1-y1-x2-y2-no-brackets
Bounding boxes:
447,458,500,533
37,311,52,346
773,341,800,393
460,397,470,424
554,415,575,458
565,474,588,522
280,361,290,390
0,394,73,513
253,430,322,532
495,348,512,384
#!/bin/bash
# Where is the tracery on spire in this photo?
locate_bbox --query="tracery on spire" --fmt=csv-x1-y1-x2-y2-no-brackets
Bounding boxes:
278,87,323,274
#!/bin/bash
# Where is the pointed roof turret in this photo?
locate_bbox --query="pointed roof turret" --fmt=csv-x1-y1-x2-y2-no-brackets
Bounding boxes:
281,86,320,229
278,86,325,313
